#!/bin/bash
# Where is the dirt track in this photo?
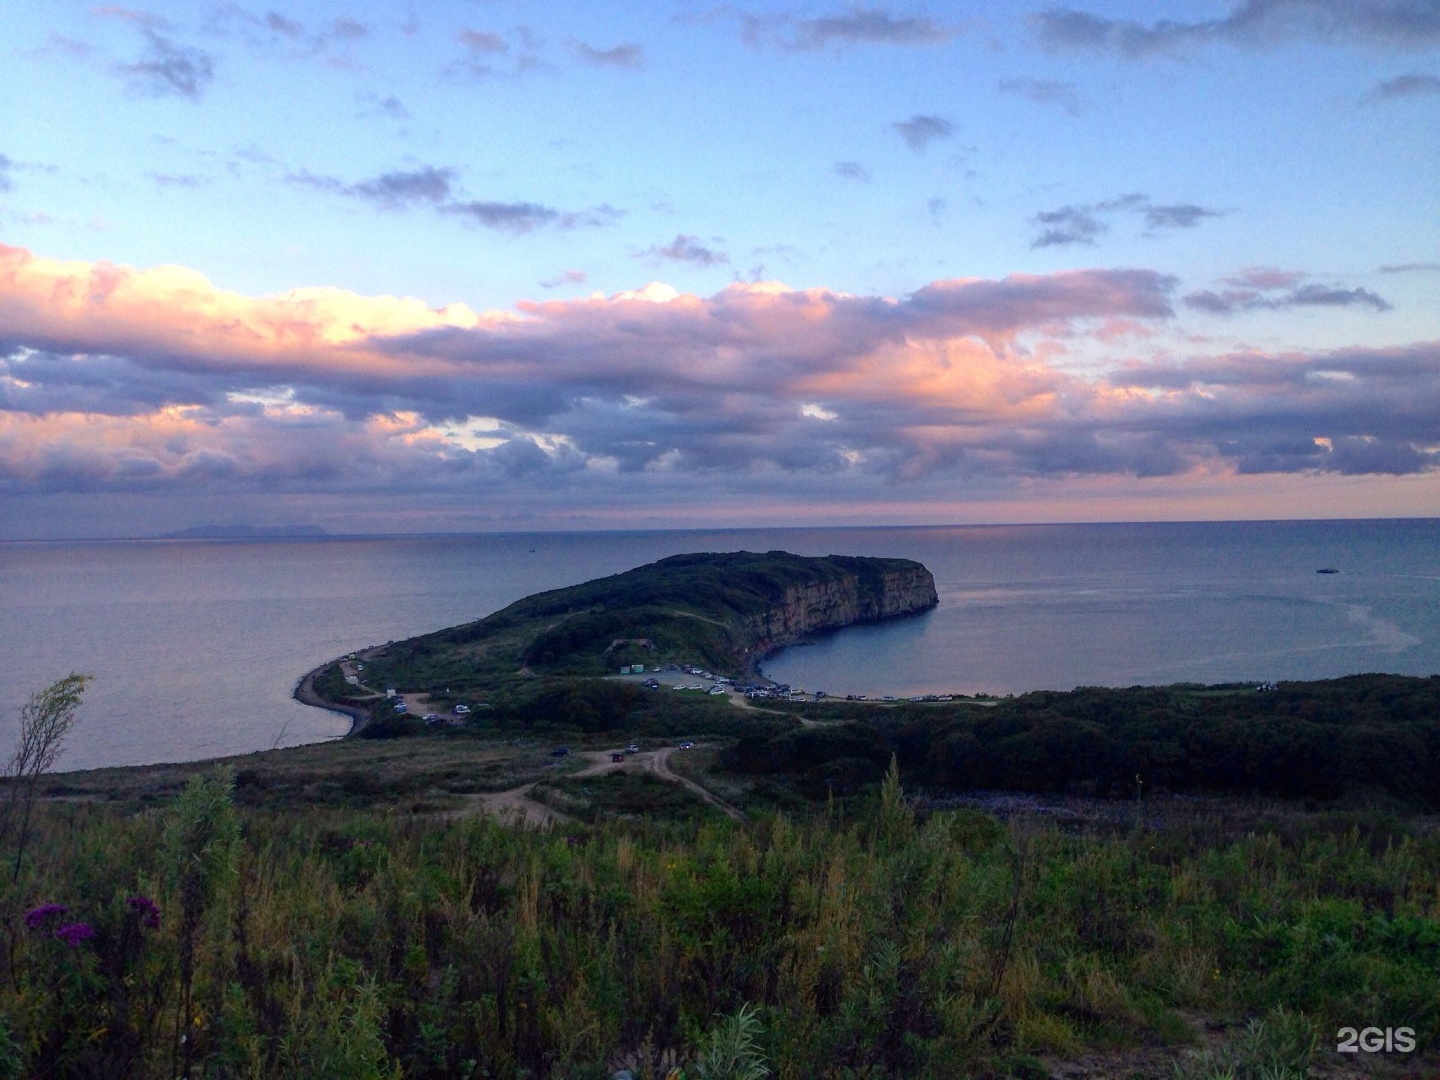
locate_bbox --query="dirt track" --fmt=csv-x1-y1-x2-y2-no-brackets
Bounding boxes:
458,746,743,827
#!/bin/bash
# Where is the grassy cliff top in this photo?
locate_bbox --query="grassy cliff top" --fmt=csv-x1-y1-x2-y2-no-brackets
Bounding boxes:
353,550,934,701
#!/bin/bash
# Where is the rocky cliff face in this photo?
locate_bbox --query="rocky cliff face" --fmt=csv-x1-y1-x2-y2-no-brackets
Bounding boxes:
737,562,937,666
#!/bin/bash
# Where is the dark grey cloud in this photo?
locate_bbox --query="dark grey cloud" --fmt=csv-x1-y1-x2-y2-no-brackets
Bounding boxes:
892,114,955,152
833,160,870,181
207,7,370,58
1362,72,1440,101
443,200,562,233
1031,206,1106,247
1184,272,1393,314
263,11,303,38
1144,203,1222,229
370,95,409,119
785,7,956,49
540,269,588,289
640,235,729,266
569,40,645,68
444,201,620,234
731,6,957,51
997,77,1086,115
351,166,456,208
1034,0,1440,57
285,165,619,232
1031,193,1223,247
328,17,368,41
120,31,216,99
448,25,547,78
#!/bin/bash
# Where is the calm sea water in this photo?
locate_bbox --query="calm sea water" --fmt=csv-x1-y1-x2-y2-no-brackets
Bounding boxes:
2,520,1437,771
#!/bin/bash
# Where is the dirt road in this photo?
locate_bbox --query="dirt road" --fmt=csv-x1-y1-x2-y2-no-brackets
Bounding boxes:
456,746,744,826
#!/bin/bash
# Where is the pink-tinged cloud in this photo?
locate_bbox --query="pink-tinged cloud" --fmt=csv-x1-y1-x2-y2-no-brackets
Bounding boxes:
0,244,482,379
1,244,1437,506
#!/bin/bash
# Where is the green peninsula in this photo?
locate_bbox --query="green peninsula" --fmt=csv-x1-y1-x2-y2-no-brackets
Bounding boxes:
327,550,936,714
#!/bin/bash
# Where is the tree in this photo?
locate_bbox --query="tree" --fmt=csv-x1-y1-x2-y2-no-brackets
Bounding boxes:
2,674,90,883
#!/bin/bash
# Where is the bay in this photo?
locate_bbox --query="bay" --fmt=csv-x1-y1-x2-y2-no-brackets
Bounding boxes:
1,520,1437,771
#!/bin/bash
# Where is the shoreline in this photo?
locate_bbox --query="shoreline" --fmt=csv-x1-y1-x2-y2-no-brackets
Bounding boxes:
293,662,371,737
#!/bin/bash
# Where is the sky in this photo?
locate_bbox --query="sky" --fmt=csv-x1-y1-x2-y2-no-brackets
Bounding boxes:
1,0,1438,540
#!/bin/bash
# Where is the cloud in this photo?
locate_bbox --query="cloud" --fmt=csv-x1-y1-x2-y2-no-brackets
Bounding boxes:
1031,193,1223,247
363,94,409,120
149,172,208,189
456,28,507,53
285,165,619,233
350,167,456,208
1033,0,1440,58
639,235,730,266
3,244,1436,510
997,77,1086,115
569,40,645,68
540,269,588,289
892,114,955,152
449,25,547,78
1143,203,1221,229
1362,72,1440,101
0,155,12,193
1031,206,1106,248
120,30,215,99
733,6,958,51
443,201,562,233
207,8,370,62
1184,270,1392,313
1379,262,1440,273
833,161,871,181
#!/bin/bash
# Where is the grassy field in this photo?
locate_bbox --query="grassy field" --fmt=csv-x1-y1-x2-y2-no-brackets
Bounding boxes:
4,732,1437,1079
8,660,1440,1078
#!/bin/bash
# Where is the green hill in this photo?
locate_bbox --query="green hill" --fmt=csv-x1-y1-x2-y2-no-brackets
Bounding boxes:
336,550,937,712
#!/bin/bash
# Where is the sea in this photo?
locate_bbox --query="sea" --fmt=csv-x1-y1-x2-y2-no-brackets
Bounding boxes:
2,519,1438,772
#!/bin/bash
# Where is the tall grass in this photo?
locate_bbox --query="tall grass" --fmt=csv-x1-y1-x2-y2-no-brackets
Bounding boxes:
0,775,1434,1077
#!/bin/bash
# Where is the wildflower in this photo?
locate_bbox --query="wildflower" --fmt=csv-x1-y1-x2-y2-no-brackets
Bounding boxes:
54,922,95,947
24,903,69,931
127,894,162,929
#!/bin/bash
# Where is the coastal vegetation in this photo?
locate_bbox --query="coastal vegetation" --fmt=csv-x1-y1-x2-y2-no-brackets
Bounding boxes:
353,551,937,705
6,553,1439,1077
728,675,1440,809
3,751,1436,1078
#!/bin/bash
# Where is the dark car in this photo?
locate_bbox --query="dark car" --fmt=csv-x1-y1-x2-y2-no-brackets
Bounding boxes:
550,746,570,757
611,752,626,763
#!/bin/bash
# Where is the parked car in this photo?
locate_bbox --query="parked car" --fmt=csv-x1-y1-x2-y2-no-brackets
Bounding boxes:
678,741,694,750
550,746,570,757
610,753,626,763
625,743,640,754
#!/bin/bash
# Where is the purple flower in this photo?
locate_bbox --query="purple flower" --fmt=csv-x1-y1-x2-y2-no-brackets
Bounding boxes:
54,922,95,947
126,894,161,930
24,903,69,931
